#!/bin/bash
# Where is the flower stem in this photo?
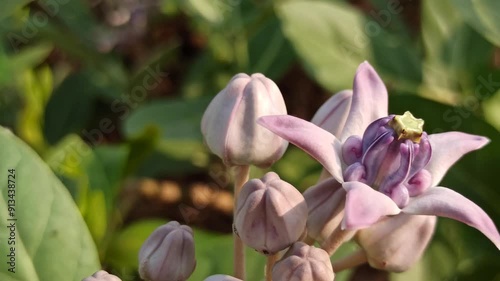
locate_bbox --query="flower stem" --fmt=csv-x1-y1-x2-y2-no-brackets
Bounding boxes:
265,253,278,281
331,249,368,272
321,227,354,256
233,165,250,280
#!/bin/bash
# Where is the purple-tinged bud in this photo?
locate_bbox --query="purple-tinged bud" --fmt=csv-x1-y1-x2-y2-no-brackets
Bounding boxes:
203,275,242,281
82,270,122,281
303,177,355,243
344,111,432,207
201,73,288,168
234,172,308,255
138,221,196,281
272,242,334,281
355,214,436,272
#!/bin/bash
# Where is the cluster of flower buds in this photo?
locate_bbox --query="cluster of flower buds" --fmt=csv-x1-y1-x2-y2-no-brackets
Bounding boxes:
125,63,499,281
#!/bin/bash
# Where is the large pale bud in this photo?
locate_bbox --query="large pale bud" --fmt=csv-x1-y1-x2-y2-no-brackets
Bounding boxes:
138,221,196,281
82,270,122,281
201,73,288,168
355,214,436,272
272,242,334,281
234,172,307,255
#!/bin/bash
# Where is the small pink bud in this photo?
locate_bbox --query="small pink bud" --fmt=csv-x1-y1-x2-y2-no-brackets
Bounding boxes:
234,172,307,255
272,242,334,281
201,73,288,168
356,214,436,272
82,270,122,281
203,275,242,281
138,221,196,281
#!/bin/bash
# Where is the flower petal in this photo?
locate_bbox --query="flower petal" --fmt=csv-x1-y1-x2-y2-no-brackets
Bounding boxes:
342,182,401,230
311,90,353,137
258,115,344,183
402,187,500,249
426,132,490,186
340,62,388,141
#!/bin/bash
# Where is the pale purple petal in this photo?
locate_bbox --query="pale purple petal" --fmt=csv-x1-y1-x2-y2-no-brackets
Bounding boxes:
426,132,490,186
342,182,401,230
311,90,353,137
340,62,388,141
258,115,344,183
402,187,500,249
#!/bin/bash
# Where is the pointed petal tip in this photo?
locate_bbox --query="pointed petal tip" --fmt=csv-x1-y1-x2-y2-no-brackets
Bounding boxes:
403,187,500,250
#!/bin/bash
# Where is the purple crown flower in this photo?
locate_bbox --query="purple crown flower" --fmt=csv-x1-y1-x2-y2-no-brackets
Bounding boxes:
257,61,500,249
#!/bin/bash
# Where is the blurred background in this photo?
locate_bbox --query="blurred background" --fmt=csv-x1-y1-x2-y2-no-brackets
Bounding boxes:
0,0,499,280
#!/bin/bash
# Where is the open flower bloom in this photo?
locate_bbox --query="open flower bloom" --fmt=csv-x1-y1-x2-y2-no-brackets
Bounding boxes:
258,61,500,249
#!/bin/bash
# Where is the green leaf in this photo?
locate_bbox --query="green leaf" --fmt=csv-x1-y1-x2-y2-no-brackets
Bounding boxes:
0,127,99,281
0,0,32,20
124,97,210,142
124,98,210,176
277,0,372,90
421,0,496,102
483,89,500,130
43,71,123,144
189,230,265,281
106,219,168,273
248,16,295,80
45,135,130,245
451,0,500,47
17,66,53,153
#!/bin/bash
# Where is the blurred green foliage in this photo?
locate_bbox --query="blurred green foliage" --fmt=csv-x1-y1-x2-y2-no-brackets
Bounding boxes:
0,0,499,280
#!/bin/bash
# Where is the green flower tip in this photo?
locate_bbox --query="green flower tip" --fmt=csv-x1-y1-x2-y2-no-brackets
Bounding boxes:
389,111,424,143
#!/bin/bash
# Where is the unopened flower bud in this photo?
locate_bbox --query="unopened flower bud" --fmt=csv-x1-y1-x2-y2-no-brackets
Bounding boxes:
234,172,307,254
356,214,436,272
82,270,122,281
203,275,242,281
272,242,334,281
303,177,355,243
201,73,288,168
139,221,196,281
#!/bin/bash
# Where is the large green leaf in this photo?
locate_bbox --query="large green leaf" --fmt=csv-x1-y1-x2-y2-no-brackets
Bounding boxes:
45,135,130,246
421,0,497,103
43,71,122,144
277,0,372,90
451,0,500,47
0,127,100,281
123,98,210,176
248,16,295,80
124,97,210,142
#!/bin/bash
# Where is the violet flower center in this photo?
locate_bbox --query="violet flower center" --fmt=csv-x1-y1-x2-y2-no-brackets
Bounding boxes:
342,111,433,207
